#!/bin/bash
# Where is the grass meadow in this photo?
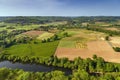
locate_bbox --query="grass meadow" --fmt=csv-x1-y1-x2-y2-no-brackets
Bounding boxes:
3,41,59,57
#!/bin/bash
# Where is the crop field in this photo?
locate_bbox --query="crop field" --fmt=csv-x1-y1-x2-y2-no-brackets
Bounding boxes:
37,32,54,40
4,41,59,57
58,29,106,48
55,29,120,63
75,41,87,48
109,37,120,47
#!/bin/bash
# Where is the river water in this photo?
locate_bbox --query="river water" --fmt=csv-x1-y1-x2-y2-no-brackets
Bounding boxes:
0,61,72,75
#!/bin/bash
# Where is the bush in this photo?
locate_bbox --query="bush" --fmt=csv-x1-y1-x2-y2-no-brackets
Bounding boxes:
113,47,120,52
105,36,109,41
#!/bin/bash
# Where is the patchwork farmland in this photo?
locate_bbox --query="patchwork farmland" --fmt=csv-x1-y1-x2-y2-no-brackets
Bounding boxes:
2,16,120,79
55,29,120,63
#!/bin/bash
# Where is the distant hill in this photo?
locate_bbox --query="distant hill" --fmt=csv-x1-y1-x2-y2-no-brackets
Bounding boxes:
0,17,10,21
2,16,71,24
1,16,120,24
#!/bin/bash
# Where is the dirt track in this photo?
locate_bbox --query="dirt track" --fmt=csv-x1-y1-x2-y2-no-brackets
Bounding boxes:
55,41,120,63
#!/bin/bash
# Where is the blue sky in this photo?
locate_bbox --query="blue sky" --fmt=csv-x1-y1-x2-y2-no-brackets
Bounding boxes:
0,0,120,16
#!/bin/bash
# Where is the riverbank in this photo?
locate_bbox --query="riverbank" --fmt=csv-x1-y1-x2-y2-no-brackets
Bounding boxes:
0,61,72,75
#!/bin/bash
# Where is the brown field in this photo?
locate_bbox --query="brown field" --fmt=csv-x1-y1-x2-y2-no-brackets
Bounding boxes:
22,30,44,37
105,27,120,31
55,40,120,63
95,22,105,24
48,29,59,33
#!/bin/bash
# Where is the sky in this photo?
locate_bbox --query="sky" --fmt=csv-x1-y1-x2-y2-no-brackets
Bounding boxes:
0,0,120,16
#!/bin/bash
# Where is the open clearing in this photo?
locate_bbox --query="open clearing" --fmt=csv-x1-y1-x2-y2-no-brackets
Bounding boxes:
55,29,120,63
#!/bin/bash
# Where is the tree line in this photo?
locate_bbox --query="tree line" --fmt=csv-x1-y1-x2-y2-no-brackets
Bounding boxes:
0,54,120,79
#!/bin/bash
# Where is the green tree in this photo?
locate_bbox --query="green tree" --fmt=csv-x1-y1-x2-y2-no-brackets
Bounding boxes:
17,72,31,80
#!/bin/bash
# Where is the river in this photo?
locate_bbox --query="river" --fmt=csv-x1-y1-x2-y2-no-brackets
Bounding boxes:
0,61,72,75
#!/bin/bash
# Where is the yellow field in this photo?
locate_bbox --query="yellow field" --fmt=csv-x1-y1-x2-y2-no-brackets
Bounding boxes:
37,32,54,40
58,29,107,48
109,37,120,47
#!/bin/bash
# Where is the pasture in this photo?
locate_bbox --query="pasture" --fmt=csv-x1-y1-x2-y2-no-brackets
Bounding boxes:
4,41,59,57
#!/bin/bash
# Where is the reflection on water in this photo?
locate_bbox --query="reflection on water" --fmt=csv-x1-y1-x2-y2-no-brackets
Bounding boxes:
0,61,72,75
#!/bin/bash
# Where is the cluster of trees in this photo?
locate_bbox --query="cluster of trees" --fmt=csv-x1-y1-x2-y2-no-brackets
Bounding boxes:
113,47,120,52
0,54,73,69
85,26,120,36
3,16,71,25
42,32,69,43
0,29,27,40
41,34,60,43
15,35,33,44
6,26,15,29
1,67,120,80
0,68,68,80
0,29,28,48
0,54,120,73
3,17,49,25
0,17,10,21
2,16,120,24
2,67,120,80
74,16,120,24
72,69,120,80
105,36,110,41
0,24,7,27
0,55,120,79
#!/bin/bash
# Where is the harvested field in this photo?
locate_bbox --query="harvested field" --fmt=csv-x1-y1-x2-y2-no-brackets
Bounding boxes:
22,30,44,37
105,27,120,31
55,40,120,63
49,29,59,33
109,37,120,47
37,32,54,40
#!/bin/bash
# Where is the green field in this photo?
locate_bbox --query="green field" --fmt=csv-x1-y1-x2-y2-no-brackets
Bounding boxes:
3,41,59,57
58,40,75,48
